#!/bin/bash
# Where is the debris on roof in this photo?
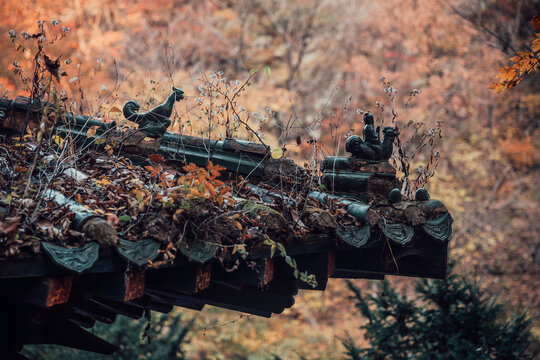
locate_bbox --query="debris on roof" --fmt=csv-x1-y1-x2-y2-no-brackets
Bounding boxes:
0,94,452,357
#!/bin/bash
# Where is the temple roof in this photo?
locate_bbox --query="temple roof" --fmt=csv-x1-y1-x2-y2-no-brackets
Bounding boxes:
0,96,452,357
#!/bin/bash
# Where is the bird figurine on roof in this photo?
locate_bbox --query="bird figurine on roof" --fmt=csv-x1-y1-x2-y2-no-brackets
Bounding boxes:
345,112,397,161
123,87,184,138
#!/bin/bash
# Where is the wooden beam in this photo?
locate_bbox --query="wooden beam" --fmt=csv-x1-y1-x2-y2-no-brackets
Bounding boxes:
195,282,294,317
69,307,96,329
334,247,386,274
90,297,143,319
146,263,211,295
85,268,146,302
125,268,146,301
40,318,117,354
265,257,299,296
3,276,73,308
295,252,333,291
385,242,448,279
334,240,448,279
331,269,385,279
8,352,30,360
169,292,272,318
71,300,117,324
327,250,336,277
145,289,205,311
42,276,73,307
212,258,274,289
130,293,174,314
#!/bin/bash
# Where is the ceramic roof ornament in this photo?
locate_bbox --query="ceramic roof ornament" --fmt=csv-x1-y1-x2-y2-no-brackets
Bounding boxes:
321,113,400,201
388,188,403,203
415,188,430,201
345,112,397,162
123,87,184,138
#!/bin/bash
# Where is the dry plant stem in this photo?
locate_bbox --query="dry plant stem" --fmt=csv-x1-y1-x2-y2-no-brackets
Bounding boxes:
20,133,43,203
92,61,132,116
215,70,268,147
29,136,71,222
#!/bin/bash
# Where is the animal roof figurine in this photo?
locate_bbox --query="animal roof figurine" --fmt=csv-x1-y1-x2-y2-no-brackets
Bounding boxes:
345,112,397,162
123,87,184,138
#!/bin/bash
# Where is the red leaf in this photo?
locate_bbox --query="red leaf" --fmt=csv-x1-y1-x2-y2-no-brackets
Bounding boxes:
148,153,164,164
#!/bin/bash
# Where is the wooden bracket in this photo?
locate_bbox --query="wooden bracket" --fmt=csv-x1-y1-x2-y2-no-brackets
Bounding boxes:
146,263,211,295
5,276,73,308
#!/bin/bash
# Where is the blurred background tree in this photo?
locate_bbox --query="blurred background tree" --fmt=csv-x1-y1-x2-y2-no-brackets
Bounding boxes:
343,271,535,360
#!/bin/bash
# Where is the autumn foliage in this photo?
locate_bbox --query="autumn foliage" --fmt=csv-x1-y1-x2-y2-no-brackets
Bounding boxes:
1,0,539,358
489,16,540,93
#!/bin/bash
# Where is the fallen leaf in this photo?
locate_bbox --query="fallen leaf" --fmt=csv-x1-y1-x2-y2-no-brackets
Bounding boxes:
148,153,164,164
86,125,100,138
0,217,21,236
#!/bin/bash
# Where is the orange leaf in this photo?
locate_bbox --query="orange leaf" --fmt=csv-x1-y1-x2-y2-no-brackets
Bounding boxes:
495,66,516,82
104,144,114,156
214,180,225,186
509,55,521,63
189,188,201,197
144,165,159,177
218,186,230,195
147,260,167,269
73,193,82,203
131,189,146,201
531,35,540,53
173,209,184,221
94,178,111,188
148,153,164,164
183,163,198,173
205,182,217,198
86,125,100,138
233,220,243,230
207,161,226,179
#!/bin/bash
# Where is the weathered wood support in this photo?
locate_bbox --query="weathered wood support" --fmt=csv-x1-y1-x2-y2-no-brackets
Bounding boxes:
39,317,117,354
146,263,212,295
295,251,334,291
89,297,144,319
334,240,448,279
69,307,96,328
212,258,274,289
4,276,73,307
265,257,300,296
71,300,117,324
85,268,146,302
129,293,174,314
194,282,294,317
331,269,385,279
